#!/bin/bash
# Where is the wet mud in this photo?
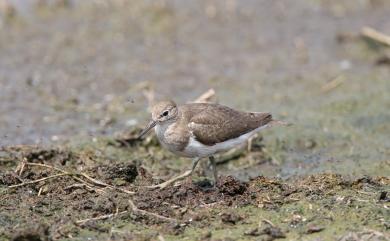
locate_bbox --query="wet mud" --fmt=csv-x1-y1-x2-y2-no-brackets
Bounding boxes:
1,0,390,240
1,142,389,240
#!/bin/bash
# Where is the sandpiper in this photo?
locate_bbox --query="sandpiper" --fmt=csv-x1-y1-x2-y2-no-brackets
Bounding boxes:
139,100,284,189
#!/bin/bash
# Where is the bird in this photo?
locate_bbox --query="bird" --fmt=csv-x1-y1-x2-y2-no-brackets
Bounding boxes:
139,100,285,189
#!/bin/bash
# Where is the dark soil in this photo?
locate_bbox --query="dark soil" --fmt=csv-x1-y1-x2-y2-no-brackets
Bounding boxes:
1,144,389,240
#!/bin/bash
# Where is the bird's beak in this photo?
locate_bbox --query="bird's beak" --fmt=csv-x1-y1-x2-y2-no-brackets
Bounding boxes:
138,120,157,139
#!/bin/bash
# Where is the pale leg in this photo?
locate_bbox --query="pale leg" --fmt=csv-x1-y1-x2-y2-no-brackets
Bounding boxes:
209,156,218,186
147,158,201,189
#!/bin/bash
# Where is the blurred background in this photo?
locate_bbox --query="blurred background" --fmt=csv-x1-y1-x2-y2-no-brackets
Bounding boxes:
0,0,389,177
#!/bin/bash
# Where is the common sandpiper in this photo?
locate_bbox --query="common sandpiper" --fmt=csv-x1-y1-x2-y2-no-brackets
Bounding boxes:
139,100,285,189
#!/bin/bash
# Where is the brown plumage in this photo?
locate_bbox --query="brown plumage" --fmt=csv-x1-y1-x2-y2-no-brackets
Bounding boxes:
139,100,284,189
181,103,272,145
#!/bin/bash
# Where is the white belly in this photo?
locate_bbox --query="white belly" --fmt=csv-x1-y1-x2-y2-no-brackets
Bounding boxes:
183,124,269,158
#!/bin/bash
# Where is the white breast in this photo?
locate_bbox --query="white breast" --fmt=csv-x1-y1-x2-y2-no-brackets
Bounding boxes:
154,121,186,155
155,122,173,147
183,124,269,158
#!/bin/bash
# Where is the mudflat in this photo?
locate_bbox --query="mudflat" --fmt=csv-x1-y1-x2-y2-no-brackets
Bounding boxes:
0,1,389,240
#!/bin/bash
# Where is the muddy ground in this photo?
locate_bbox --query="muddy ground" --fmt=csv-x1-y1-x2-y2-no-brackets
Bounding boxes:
1,140,389,241
0,0,389,240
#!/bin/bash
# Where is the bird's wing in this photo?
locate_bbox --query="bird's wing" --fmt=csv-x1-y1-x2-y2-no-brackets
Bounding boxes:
186,104,272,146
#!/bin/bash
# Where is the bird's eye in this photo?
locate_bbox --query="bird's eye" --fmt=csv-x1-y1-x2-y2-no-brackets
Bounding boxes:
162,110,169,116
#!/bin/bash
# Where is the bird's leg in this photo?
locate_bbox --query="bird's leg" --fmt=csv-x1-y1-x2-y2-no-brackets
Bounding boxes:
146,158,201,189
209,156,218,186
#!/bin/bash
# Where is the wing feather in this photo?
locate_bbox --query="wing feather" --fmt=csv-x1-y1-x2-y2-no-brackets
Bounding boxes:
185,104,272,145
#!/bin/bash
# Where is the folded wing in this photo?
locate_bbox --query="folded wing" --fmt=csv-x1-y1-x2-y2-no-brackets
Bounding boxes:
187,104,272,146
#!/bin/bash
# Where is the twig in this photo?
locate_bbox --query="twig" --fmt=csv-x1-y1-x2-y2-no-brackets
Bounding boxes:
76,211,129,224
262,218,275,227
79,173,135,194
361,27,390,47
13,162,135,195
37,187,43,196
9,162,179,227
21,162,93,188
8,173,68,188
76,199,176,224
64,183,106,194
14,157,27,176
80,172,114,187
23,162,68,173
192,88,216,103
128,199,177,223
35,162,135,194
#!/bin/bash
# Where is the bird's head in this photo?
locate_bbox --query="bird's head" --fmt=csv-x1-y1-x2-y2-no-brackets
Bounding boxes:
138,100,178,138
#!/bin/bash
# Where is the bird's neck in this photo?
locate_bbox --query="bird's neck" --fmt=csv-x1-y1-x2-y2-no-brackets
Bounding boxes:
155,110,181,140
155,118,177,140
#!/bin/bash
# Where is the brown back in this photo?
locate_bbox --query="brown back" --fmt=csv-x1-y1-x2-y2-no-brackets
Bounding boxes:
180,103,272,146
